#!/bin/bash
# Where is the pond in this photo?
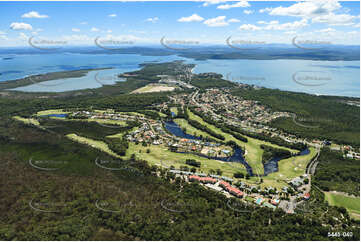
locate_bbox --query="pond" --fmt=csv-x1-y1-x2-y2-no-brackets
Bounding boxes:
164,120,253,176
263,148,310,176
164,121,201,140
40,113,68,118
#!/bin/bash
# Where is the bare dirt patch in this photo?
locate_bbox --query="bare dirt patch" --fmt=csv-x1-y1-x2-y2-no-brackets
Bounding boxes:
132,84,175,94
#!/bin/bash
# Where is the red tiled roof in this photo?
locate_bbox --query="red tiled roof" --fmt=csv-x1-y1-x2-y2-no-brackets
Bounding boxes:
189,176,217,183
219,180,231,188
200,177,217,183
189,175,200,180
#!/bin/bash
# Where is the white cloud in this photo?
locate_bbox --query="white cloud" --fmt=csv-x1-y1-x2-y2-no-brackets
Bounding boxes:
106,29,112,33
91,27,100,32
263,1,359,27
146,17,159,23
31,28,43,35
0,31,6,35
347,31,359,35
108,14,117,18
202,0,226,7
178,14,204,22
18,32,29,40
239,19,308,31
284,31,297,35
269,0,341,18
257,20,280,25
204,16,229,27
312,13,359,26
10,22,33,31
264,19,308,30
80,22,88,25
228,18,240,23
72,28,80,32
217,1,250,10
243,10,253,15
259,8,272,13
22,11,48,19
315,28,336,33
239,24,261,31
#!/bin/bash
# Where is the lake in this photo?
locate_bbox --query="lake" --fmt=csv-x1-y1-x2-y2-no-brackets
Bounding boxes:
0,53,359,96
263,148,310,176
190,59,360,97
164,120,253,175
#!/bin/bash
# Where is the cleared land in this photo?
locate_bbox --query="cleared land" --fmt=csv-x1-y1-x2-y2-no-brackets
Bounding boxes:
36,109,70,116
66,133,120,158
174,118,222,142
126,143,247,178
187,109,299,175
324,192,360,220
13,116,40,126
28,108,314,189
132,84,175,94
65,132,247,178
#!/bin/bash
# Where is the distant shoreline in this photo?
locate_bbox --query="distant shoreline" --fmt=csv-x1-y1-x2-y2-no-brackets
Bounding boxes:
0,45,359,61
0,67,111,91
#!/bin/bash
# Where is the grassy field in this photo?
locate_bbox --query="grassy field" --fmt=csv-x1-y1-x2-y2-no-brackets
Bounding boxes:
13,116,40,126
66,133,120,158
187,109,299,175
125,143,247,178
255,147,316,189
268,147,316,180
36,109,70,116
174,118,222,142
32,108,314,189
324,192,360,220
66,131,247,178
170,107,178,116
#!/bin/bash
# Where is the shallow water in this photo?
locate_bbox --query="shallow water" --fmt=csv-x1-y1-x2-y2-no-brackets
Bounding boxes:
1,53,359,96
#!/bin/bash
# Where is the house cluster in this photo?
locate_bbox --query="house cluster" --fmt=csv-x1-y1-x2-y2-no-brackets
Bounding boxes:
189,175,217,184
170,90,302,145
288,175,312,200
169,169,234,182
219,180,244,198
187,174,244,198
126,118,233,158
187,173,287,210
253,197,278,210
158,74,195,89
70,110,143,122
195,89,292,125
342,145,360,160
168,137,231,157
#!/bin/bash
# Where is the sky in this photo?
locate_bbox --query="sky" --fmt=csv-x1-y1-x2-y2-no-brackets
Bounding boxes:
0,0,359,47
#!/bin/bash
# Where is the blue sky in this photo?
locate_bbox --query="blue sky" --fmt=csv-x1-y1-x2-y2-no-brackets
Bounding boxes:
0,0,359,47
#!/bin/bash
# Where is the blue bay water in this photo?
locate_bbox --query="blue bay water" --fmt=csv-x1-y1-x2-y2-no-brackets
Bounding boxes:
0,53,359,97
190,59,360,97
